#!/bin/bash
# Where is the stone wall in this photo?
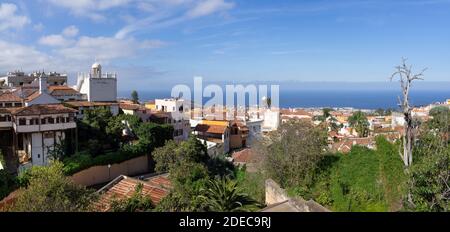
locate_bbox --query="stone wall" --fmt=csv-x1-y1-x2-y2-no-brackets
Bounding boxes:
265,179,289,205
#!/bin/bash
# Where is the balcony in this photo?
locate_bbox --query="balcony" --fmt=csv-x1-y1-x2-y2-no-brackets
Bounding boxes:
14,122,76,133
0,121,12,128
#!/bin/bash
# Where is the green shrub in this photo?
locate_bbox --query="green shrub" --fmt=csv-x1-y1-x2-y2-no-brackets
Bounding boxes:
62,143,148,175
0,170,17,200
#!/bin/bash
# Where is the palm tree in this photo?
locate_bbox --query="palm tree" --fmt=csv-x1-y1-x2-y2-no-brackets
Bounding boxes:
198,178,260,212
348,111,370,137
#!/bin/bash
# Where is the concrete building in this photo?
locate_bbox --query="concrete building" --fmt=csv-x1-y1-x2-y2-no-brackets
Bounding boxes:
150,112,190,142
245,118,263,145
155,98,189,116
262,109,280,132
193,120,231,155
75,63,117,102
230,120,249,149
0,104,77,173
0,71,67,87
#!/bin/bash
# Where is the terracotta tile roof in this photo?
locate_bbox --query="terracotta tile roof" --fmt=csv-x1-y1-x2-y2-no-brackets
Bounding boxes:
95,174,171,212
65,101,118,107
332,137,375,153
0,92,22,102
232,148,258,164
48,86,80,96
12,104,78,116
0,108,16,114
25,91,42,101
13,87,38,98
194,124,228,134
280,109,312,117
120,103,141,111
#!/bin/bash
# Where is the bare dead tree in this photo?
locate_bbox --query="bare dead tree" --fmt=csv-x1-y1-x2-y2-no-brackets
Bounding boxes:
390,58,426,167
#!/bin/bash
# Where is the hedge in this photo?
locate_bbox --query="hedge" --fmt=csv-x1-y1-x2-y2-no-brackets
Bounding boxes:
62,142,148,175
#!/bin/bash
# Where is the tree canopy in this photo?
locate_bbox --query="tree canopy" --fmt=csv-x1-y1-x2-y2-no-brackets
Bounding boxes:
261,119,328,190
9,161,97,212
349,111,370,137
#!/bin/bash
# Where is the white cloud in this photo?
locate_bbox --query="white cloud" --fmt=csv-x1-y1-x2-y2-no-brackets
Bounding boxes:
115,0,235,39
45,0,132,21
0,3,30,31
57,36,166,61
39,34,75,47
0,40,50,71
62,25,79,37
187,0,234,18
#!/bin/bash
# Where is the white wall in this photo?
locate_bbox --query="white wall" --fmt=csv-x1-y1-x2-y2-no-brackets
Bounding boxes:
263,110,280,131
87,78,117,102
79,76,117,102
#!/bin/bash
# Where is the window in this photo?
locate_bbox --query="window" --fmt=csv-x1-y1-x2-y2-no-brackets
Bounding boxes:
41,118,46,124
18,118,26,125
30,118,39,125
15,103,22,107
5,103,12,108
48,117,55,124
0,116,6,122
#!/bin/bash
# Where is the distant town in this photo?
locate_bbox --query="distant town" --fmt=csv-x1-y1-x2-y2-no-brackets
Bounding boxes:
0,62,448,212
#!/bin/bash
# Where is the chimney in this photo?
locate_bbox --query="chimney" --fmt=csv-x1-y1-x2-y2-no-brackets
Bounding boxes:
39,74,47,94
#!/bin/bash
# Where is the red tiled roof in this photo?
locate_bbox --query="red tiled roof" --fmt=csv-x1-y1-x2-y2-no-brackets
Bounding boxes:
13,87,38,98
194,124,228,134
95,175,171,212
332,137,375,153
65,101,118,107
0,92,22,102
25,91,41,101
12,104,78,116
48,86,80,96
120,103,141,111
280,109,312,117
232,148,259,164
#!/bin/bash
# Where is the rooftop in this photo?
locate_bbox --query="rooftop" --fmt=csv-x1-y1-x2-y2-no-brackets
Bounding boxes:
0,92,22,102
12,104,78,116
194,124,228,134
95,174,171,212
65,101,118,107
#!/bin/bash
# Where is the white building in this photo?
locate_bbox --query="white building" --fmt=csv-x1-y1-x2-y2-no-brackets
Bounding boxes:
155,98,189,115
391,112,406,128
245,119,263,144
150,112,190,141
262,109,280,132
75,63,117,102
193,120,231,155
153,98,191,141
0,71,67,87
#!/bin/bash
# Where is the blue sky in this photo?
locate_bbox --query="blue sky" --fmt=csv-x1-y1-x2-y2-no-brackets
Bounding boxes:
1,0,450,91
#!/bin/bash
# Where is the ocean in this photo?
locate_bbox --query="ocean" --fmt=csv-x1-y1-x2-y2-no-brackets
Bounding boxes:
119,89,450,110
